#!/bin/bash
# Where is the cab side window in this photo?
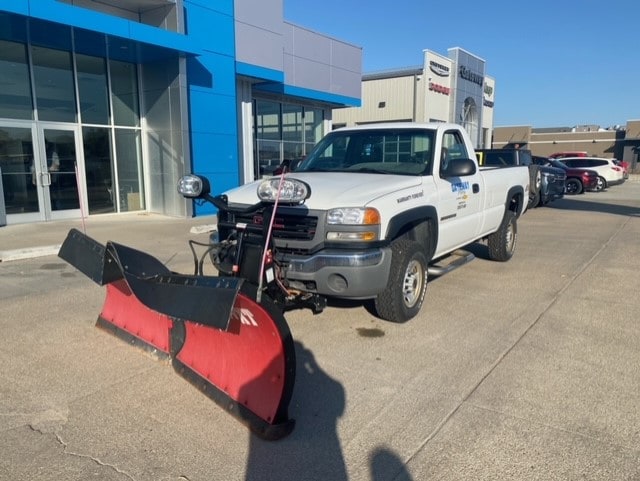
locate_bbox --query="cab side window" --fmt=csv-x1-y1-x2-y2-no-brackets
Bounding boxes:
440,131,468,177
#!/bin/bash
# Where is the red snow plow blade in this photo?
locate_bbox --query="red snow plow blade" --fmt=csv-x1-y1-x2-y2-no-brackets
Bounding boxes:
59,229,295,440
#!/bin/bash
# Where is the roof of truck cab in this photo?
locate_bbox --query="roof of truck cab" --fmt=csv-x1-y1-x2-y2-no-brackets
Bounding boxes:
333,122,461,132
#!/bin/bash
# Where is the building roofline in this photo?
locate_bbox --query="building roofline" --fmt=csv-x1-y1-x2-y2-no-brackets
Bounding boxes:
362,66,423,81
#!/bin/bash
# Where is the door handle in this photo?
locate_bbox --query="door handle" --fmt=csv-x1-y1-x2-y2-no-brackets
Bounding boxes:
40,172,51,187
472,183,480,193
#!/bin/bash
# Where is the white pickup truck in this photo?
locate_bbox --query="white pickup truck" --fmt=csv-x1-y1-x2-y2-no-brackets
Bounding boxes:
209,122,529,323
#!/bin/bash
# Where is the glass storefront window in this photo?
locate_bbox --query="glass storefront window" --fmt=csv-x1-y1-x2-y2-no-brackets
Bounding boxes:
255,100,280,141
304,107,323,156
0,40,33,120
254,100,326,177
110,60,140,127
83,127,115,214
282,104,303,143
0,126,37,214
31,46,77,123
77,54,109,125
282,141,304,162
256,139,281,177
115,129,144,211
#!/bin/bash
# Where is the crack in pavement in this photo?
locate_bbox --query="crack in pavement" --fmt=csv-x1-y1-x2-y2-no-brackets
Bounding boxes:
25,423,136,481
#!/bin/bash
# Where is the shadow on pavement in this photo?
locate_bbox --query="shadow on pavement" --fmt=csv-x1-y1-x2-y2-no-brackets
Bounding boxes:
547,197,640,217
370,447,413,481
244,341,347,480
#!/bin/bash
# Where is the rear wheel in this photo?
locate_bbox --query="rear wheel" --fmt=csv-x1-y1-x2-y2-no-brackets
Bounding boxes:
565,178,583,195
487,211,517,262
529,189,541,209
528,169,542,209
595,176,606,192
374,239,428,323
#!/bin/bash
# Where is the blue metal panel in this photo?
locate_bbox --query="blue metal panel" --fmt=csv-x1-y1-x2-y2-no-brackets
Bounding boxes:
186,0,234,17
15,0,200,56
0,0,29,16
182,1,234,57
255,83,361,108
189,90,237,136
189,53,236,95
183,0,239,204
189,131,239,201
235,62,284,83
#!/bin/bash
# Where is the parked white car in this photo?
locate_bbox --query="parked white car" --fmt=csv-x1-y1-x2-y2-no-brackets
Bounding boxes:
560,157,625,191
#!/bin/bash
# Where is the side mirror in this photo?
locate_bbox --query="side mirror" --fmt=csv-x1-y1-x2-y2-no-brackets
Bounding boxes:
177,174,211,198
444,158,477,177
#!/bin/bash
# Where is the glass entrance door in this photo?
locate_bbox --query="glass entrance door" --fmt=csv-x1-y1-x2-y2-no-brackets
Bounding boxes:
36,125,83,220
0,122,83,223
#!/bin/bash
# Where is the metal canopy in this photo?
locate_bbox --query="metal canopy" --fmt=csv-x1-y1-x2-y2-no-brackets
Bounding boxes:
76,0,175,13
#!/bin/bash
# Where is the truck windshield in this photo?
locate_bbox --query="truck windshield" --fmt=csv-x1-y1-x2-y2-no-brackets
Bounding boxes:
296,128,435,176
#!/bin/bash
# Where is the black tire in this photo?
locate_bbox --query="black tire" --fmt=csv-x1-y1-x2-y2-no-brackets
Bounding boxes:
487,211,517,262
528,169,542,209
374,239,428,323
595,176,606,192
565,178,583,195
529,188,540,209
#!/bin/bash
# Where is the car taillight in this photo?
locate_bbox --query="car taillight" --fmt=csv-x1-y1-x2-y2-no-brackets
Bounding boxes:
612,166,621,171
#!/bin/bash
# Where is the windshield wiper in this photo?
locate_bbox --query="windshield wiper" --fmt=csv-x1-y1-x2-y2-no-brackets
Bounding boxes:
347,167,391,174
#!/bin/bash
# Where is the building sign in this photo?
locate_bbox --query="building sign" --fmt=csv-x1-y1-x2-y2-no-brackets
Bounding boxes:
459,66,483,86
429,82,450,95
429,60,450,77
483,82,494,107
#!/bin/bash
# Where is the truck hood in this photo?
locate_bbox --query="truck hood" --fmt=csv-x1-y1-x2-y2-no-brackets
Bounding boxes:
224,173,423,209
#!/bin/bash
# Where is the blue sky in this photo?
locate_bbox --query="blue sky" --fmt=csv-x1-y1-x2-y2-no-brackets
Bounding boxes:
284,0,640,128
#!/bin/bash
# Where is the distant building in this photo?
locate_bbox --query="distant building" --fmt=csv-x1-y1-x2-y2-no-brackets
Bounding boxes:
332,47,495,149
493,121,640,172
0,0,362,225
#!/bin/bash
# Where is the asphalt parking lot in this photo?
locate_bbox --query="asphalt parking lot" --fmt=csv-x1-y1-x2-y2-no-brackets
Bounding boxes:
1,178,639,481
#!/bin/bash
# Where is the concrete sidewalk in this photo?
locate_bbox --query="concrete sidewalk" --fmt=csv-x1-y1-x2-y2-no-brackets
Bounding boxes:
0,212,217,263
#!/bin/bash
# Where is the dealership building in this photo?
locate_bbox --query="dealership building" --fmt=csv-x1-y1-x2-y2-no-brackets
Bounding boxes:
492,122,640,172
0,0,362,225
332,47,495,150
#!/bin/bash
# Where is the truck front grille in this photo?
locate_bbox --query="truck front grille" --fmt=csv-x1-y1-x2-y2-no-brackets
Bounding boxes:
229,212,318,241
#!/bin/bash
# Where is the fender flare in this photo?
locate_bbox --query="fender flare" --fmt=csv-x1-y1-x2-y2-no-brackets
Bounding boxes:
505,185,526,217
385,206,438,260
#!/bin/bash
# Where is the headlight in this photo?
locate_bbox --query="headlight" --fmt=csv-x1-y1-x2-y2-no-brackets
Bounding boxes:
326,207,380,242
327,207,380,225
178,174,210,198
257,177,310,204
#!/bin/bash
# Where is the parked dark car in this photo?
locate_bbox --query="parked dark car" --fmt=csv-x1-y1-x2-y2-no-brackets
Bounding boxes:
533,157,599,195
537,164,566,206
477,148,565,207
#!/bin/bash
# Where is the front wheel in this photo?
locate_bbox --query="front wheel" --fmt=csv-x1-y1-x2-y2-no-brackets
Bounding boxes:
374,239,428,323
487,211,517,262
565,178,583,195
